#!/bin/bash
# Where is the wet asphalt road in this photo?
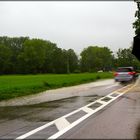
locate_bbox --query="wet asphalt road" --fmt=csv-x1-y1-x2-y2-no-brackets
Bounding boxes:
0,79,139,139
60,90,140,139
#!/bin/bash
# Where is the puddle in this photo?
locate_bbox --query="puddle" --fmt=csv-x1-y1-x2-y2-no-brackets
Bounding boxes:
0,95,102,122
66,110,87,123
89,102,102,110
101,97,112,102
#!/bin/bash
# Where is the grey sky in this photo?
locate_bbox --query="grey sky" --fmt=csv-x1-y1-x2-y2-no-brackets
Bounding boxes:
0,1,137,54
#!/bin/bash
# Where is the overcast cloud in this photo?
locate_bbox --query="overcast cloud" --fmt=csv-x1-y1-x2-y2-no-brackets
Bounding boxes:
0,1,137,54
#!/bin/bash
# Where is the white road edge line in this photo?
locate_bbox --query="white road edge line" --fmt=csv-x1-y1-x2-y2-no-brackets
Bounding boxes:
48,83,136,139
16,82,137,140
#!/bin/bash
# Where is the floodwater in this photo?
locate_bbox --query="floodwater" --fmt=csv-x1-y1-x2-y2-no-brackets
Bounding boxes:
0,79,116,106
0,79,127,138
0,95,102,123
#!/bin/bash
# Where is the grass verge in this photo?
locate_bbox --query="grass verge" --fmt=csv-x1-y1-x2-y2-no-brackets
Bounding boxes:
0,72,113,101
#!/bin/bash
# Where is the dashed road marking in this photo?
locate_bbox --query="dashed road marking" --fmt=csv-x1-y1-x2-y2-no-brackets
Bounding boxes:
97,100,107,104
106,95,114,99
55,118,70,131
82,106,94,114
16,82,137,140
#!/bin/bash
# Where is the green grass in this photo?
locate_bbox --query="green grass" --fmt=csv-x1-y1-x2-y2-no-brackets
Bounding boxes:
0,72,113,101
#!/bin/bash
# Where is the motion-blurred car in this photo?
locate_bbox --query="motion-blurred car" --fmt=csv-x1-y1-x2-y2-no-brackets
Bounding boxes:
114,67,137,83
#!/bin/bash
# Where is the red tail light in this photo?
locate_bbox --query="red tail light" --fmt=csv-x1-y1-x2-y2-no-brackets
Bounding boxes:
128,72,134,75
114,72,118,76
133,72,136,74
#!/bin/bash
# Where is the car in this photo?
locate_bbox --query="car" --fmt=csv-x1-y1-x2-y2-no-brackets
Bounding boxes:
114,67,137,83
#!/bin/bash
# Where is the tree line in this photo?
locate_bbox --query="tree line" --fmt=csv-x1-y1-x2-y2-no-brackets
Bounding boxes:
133,1,140,35
0,36,140,74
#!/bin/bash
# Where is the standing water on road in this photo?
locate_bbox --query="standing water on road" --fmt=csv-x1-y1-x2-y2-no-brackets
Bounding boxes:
0,95,102,123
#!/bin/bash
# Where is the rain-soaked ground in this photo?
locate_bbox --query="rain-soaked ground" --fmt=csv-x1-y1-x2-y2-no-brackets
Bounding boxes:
0,79,122,138
0,79,119,106
0,95,105,138
59,78,140,139
0,95,102,123
0,79,122,123
1,79,140,139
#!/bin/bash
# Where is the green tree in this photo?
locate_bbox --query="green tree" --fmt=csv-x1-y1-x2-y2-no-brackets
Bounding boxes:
116,47,140,69
18,39,46,73
0,36,80,74
133,2,140,35
67,49,78,73
0,36,29,73
42,42,58,73
0,44,12,74
51,48,67,73
80,46,113,72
